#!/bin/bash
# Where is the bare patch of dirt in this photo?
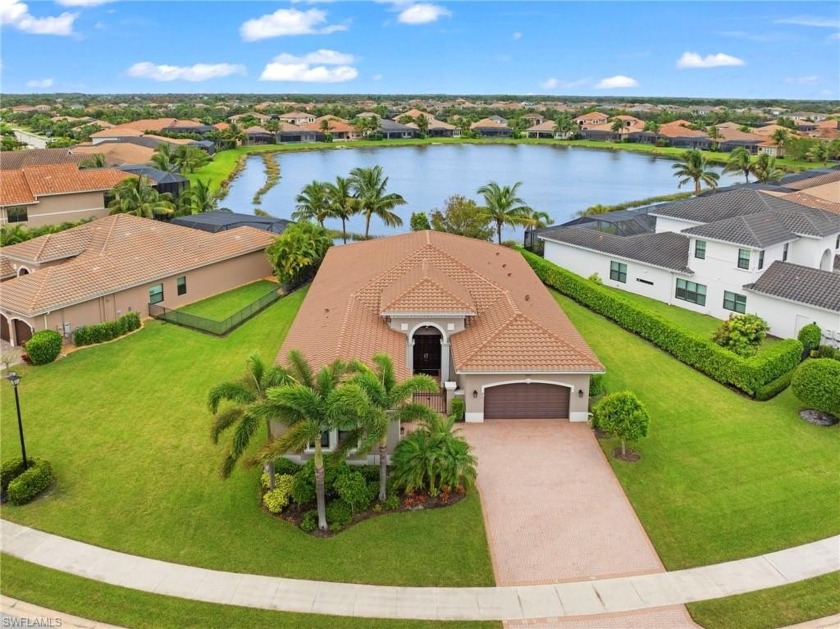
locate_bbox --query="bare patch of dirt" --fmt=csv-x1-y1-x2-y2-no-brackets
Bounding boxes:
800,409,839,427
612,447,640,462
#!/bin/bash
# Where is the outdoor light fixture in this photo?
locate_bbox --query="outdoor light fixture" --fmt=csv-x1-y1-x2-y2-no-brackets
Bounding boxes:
6,372,28,470
472,389,478,399
578,389,585,398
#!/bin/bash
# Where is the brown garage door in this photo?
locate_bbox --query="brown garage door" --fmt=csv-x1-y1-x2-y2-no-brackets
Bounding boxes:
484,383,570,419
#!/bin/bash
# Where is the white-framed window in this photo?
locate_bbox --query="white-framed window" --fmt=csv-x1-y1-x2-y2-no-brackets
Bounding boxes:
723,291,747,314
149,283,164,305
737,249,751,270
675,278,707,306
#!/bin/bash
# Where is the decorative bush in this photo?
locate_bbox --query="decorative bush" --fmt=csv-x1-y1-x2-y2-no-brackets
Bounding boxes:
589,373,605,397
383,494,400,511
7,459,54,505
753,370,794,402
816,345,840,361
594,391,651,457
792,359,840,417
262,474,294,513
25,330,62,365
797,323,821,351
449,397,465,422
713,314,769,357
357,465,381,483
335,471,371,513
73,312,141,346
291,468,316,506
588,272,603,285
325,500,353,528
1,457,27,493
273,457,302,477
300,510,318,533
291,459,350,505
521,250,802,396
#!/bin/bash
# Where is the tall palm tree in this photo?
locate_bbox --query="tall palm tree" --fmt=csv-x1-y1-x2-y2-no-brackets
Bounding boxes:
0,224,29,246
527,209,553,229
771,128,789,150
723,146,753,184
477,180,533,244
150,143,176,172
251,352,355,531
209,353,290,485
672,150,720,195
553,114,575,139
325,176,358,244
806,141,829,165
174,145,210,174
342,354,439,501
107,178,175,219
79,153,106,169
349,165,407,238
707,125,721,149
611,118,626,140
292,180,332,226
178,179,217,215
752,153,784,183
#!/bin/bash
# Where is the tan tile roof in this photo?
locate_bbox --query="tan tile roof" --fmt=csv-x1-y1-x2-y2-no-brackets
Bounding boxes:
213,122,230,131
244,126,271,134
0,164,132,206
71,142,156,166
278,231,603,378
0,149,89,171
0,257,16,280
470,118,510,129
714,125,763,142
91,128,146,138
0,214,274,316
657,121,709,138
778,191,840,215
573,112,607,122
1,225,97,263
0,170,36,205
527,121,558,132
786,170,840,191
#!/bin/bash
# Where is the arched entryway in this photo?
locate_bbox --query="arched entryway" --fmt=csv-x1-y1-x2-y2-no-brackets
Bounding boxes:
412,325,443,380
12,319,33,346
0,314,10,343
819,249,832,271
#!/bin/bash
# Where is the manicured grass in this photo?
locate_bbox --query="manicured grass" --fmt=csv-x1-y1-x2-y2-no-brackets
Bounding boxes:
178,279,279,320
687,572,840,629
0,288,494,587
553,291,840,569
0,555,499,629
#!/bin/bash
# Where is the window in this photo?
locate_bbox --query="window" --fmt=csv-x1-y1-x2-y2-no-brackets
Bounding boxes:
675,278,707,306
783,243,789,262
149,284,164,305
177,276,187,296
307,431,335,452
609,261,627,283
758,250,765,270
836,235,839,249
737,248,751,270
694,240,706,260
6,206,28,223
723,291,747,314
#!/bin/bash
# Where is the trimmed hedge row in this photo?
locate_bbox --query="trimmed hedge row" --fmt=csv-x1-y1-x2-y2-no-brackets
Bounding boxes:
73,312,141,346
25,330,62,365
522,250,802,396
754,370,794,402
4,458,54,505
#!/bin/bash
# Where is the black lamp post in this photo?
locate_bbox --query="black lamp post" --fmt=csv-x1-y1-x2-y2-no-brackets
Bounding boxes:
7,372,28,470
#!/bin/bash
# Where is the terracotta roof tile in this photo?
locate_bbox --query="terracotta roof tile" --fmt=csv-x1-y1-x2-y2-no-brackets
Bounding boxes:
1,164,132,206
0,170,35,205
380,261,475,314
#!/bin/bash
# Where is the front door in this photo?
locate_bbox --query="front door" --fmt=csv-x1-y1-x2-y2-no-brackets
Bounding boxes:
413,333,441,378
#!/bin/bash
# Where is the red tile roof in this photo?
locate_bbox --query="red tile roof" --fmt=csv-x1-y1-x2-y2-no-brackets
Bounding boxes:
0,164,133,206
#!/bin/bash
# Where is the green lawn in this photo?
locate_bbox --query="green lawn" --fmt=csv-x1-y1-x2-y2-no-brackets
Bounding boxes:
687,573,840,629
0,555,499,629
178,279,279,320
554,291,840,569
0,288,494,587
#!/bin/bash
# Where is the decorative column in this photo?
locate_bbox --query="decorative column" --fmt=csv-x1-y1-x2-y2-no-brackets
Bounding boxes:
440,340,451,383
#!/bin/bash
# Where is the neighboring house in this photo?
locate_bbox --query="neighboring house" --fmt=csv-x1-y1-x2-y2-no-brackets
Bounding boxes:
540,186,840,345
470,118,512,137
278,111,316,126
278,230,603,459
243,126,274,145
424,118,461,138
522,112,545,126
526,120,563,139
757,141,784,158
302,116,360,141
0,214,275,346
0,163,133,228
89,118,212,145
172,210,291,234
573,112,609,129
376,119,420,139
229,112,272,124
0,148,91,171
276,123,318,143
714,123,765,153
117,165,189,200
70,141,157,167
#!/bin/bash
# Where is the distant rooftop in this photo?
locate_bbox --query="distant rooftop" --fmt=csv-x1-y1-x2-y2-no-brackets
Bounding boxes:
171,210,291,234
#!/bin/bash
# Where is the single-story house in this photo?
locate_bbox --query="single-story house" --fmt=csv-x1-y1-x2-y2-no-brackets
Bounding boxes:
276,123,318,144
470,118,512,137
276,231,603,459
243,126,275,145
117,165,189,200
376,119,420,139
0,214,275,346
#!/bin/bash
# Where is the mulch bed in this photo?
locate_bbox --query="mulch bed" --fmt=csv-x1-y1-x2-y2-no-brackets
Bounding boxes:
612,447,640,462
799,410,839,427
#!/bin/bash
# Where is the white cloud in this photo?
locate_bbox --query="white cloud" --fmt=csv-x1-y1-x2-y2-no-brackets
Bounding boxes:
595,75,638,89
56,0,112,6
240,8,346,41
0,0,77,35
259,50,358,83
541,78,558,90
512,31,522,40
775,15,840,28
26,77,53,88
397,3,450,25
676,52,745,69
831,32,840,40
541,77,588,90
126,62,246,82
784,75,819,85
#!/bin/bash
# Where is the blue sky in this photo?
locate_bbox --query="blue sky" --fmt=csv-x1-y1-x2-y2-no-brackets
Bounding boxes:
1,1,838,99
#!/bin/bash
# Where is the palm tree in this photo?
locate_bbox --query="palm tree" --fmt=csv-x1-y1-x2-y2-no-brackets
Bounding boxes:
174,146,210,174
477,180,533,244
178,179,217,215
209,353,290,485
79,153,106,169
342,354,439,501
723,147,753,184
771,128,789,150
150,143,176,172
250,352,355,531
349,165,407,238
325,176,358,244
610,118,626,140
707,125,721,150
643,120,660,136
107,178,175,218
527,209,553,229
553,114,575,139
752,153,784,183
672,150,720,195
292,180,332,227
806,141,829,165
0,224,29,246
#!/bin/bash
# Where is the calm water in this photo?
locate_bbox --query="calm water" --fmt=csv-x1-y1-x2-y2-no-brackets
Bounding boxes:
222,144,739,240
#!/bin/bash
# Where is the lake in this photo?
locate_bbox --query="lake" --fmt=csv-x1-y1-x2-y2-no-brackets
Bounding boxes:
221,144,740,240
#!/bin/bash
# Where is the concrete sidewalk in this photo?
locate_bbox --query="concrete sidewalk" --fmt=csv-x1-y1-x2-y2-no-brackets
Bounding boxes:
1,521,838,622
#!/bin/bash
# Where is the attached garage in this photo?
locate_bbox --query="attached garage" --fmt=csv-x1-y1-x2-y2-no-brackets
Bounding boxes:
484,383,570,420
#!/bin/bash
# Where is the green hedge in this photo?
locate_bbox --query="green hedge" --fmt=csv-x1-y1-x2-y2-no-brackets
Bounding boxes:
25,330,62,365
522,250,802,396
754,370,794,402
1,457,27,493
73,312,141,346
7,459,54,505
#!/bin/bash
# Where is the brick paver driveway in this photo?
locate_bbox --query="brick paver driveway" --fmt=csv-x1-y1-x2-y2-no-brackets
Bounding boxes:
463,420,697,628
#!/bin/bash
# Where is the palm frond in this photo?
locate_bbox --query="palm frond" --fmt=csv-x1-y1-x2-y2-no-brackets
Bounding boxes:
210,406,244,444
207,381,255,413
285,350,313,388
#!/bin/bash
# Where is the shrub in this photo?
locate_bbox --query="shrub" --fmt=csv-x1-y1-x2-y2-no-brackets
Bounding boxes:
594,391,650,458
262,474,294,513
383,494,401,511
291,459,349,505
73,312,141,346
300,510,318,533
335,471,371,513
589,373,605,397
410,211,431,231
273,457,302,477
521,250,802,396
792,359,840,417
753,370,794,402
449,397,465,422
816,345,840,361
713,314,769,357
267,221,332,290
797,323,821,351
291,468,316,506
25,330,62,365
357,465,380,483
325,500,353,528
1,457,27,493
588,272,603,285
7,459,54,505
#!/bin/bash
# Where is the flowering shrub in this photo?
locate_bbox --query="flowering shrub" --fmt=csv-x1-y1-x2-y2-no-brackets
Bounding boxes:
262,474,294,513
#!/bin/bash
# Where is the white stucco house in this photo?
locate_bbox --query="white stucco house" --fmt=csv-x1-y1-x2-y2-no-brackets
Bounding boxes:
540,187,840,346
